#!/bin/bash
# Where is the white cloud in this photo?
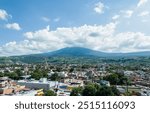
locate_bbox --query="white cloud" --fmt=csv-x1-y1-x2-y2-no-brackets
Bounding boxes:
138,11,149,16
122,10,134,18
54,17,60,22
94,2,105,14
141,19,148,22
112,15,120,20
5,23,21,31
137,0,148,7
1,22,150,56
0,9,10,20
42,17,50,22
114,32,150,52
0,23,116,56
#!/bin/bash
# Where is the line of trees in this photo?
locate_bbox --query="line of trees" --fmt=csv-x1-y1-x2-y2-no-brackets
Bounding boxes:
102,73,131,85
70,83,120,96
0,69,23,80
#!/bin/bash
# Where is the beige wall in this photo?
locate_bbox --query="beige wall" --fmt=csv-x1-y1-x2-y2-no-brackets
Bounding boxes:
2,88,13,94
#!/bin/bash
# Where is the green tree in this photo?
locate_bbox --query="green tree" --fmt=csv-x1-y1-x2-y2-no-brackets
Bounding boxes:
96,86,120,96
111,86,120,96
32,72,41,80
31,69,48,80
96,86,114,96
9,72,19,80
69,68,74,73
31,70,42,80
104,73,119,85
15,69,23,79
44,90,57,96
15,69,22,76
82,84,97,96
42,70,48,78
0,72,4,77
50,73,61,81
70,87,83,96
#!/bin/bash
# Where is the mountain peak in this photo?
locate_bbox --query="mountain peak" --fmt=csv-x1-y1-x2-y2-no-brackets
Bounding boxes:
58,47,93,52
42,47,150,57
46,47,102,57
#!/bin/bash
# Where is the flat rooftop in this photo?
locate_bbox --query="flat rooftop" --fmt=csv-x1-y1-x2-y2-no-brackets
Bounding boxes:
13,90,37,96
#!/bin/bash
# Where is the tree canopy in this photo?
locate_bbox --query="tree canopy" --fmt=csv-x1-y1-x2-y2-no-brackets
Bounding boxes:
71,83,121,96
44,90,57,96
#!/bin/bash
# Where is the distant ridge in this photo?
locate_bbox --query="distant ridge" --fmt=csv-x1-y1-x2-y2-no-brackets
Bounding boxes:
42,47,107,57
0,47,150,64
40,47,150,57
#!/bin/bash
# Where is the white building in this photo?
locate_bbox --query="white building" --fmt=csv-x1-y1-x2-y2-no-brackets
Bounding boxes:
17,78,58,90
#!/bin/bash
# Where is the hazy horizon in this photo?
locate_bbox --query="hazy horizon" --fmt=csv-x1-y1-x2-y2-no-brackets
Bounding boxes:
0,46,150,57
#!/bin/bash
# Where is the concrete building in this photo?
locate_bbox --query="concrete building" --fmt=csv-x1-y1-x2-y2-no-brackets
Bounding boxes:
17,78,58,90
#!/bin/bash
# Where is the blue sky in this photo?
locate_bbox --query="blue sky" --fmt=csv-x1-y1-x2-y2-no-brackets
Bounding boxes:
0,0,150,56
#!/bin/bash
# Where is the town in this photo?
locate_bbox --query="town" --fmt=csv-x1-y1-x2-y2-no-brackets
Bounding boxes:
0,56,150,96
